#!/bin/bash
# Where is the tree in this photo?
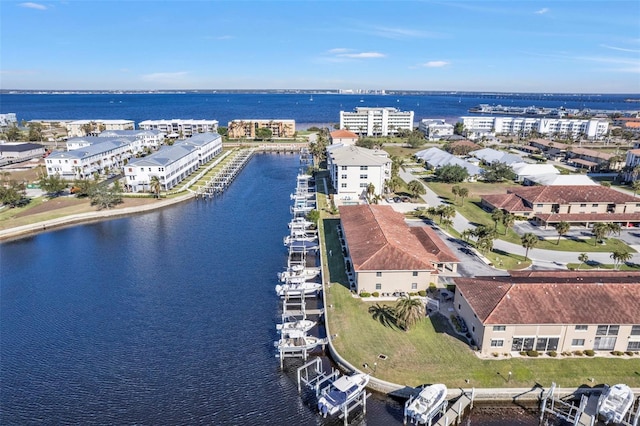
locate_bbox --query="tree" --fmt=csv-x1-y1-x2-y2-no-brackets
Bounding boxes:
491,209,504,232
395,295,424,331
453,122,465,136
39,174,67,197
451,185,460,203
368,303,398,329
520,232,538,261
386,175,403,194
366,182,376,202
3,125,22,141
28,123,43,141
306,209,320,225
436,204,456,224
577,253,589,270
406,133,426,148
0,181,28,207
255,127,272,140
610,250,632,270
632,181,640,197
72,178,97,197
606,222,621,237
482,161,516,183
149,175,162,198
434,164,469,183
90,184,122,210
407,180,426,200
501,212,515,235
458,187,469,206
554,221,570,245
390,156,406,178
592,222,608,245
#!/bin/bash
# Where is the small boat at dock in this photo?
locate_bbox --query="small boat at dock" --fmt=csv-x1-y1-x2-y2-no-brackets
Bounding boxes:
598,383,634,424
274,335,322,352
275,281,322,297
277,265,320,282
317,373,370,417
276,319,316,337
405,383,447,424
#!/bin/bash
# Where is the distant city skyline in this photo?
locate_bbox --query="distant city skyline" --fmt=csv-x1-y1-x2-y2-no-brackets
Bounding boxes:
1,1,639,93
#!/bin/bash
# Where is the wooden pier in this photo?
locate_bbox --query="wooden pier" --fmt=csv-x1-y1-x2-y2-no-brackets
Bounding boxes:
194,148,254,198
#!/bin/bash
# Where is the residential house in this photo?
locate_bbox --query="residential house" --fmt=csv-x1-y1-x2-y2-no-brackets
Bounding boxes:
470,148,523,166
339,204,459,294
481,185,640,227
419,119,454,141
414,147,483,180
453,271,640,356
326,145,391,200
329,129,359,145
46,139,133,179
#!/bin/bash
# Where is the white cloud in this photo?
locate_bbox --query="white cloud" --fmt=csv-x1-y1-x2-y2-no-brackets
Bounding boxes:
327,48,350,54
600,44,640,53
337,52,385,59
422,61,449,68
535,8,549,15
141,71,190,83
19,2,47,10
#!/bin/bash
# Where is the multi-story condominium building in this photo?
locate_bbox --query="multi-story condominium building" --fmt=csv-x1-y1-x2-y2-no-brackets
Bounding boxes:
66,136,133,151
329,129,359,145
0,143,45,163
98,129,167,150
481,185,640,227
340,107,414,137
326,145,391,199
138,119,218,138
339,204,458,294
418,119,454,141
66,119,135,137
46,139,133,179
227,119,295,139
460,116,608,140
124,133,222,192
454,271,640,356
0,113,17,127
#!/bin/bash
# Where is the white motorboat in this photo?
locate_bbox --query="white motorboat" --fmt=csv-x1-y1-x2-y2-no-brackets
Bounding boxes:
599,383,634,424
405,383,447,424
275,281,322,297
288,217,314,229
276,319,316,337
277,265,320,282
283,232,318,247
286,240,320,252
274,335,321,352
317,373,370,417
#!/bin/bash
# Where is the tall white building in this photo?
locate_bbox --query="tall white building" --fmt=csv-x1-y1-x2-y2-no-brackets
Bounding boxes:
326,145,391,200
340,107,414,137
418,119,454,141
460,116,608,140
138,119,218,138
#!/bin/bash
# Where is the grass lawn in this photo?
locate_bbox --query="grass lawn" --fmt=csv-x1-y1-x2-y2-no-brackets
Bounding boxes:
321,216,640,388
425,179,636,253
383,145,427,158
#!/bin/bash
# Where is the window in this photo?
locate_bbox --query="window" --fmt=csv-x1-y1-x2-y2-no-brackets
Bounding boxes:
580,203,587,207
359,183,368,188
359,174,368,179
596,325,619,336
411,283,417,290
375,283,381,290
575,325,588,331
493,326,506,332
627,341,640,351
594,336,617,351
592,204,598,207
511,337,535,352
360,166,368,170
341,183,347,188
412,271,418,277
341,174,347,179
571,339,585,346
536,204,543,207
490,339,504,348
536,337,559,352
631,325,640,335
341,166,347,171
376,272,382,277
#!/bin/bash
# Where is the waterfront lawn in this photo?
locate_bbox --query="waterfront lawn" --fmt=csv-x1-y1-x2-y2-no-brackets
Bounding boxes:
425,180,635,253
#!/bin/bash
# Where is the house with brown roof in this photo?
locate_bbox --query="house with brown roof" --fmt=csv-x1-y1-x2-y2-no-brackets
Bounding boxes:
453,271,640,356
481,185,640,227
330,129,359,146
339,205,459,295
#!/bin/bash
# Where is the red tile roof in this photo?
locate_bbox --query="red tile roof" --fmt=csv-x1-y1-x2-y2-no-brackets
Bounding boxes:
535,212,640,223
568,158,599,167
455,274,640,325
410,226,460,263
339,205,440,271
482,193,532,212
505,185,638,204
331,129,359,139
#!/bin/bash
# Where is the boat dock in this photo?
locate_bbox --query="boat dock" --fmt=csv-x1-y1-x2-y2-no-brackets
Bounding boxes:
402,389,474,426
193,148,254,198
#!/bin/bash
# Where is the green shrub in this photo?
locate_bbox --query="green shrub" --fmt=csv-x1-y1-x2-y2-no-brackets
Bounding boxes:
561,351,572,356
611,351,624,356
527,350,539,357
625,351,634,356
548,351,558,357
418,290,427,297
584,350,595,357
573,350,584,356
409,292,418,296
360,292,371,298
492,352,499,357
519,351,527,356
372,292,379,297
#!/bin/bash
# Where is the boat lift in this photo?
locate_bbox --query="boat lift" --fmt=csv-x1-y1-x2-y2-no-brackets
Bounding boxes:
403,394,448,426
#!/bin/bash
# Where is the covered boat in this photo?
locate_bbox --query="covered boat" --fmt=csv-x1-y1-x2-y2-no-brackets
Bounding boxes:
317,373,370,417
599,383,634,424
405,383,447,424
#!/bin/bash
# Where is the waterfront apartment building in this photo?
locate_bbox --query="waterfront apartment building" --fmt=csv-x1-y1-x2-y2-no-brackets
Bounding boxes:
124,133,222,192
340,107,414,137
418,119,454,141
339,205,458,295
66,119,135,138
454,271,640,356
0,143,45,163
98,129,167,150
138,119,218,138
623,148,640,182
227,119,295,139
326,145,391,199
46,139,133,179
460,116,608,140
0,113,17,127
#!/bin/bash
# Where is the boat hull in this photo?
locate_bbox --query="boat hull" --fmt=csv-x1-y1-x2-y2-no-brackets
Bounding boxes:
406,384,447,424
317,373,370,416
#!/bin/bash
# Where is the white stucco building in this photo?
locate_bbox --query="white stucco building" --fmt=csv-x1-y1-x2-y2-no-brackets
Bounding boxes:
418,119,454,141
340,107,414,137
99,129,166,150
326,145,391,199
66,119,135,137
138,119,218,138
460,116,608,140
46,139,133,179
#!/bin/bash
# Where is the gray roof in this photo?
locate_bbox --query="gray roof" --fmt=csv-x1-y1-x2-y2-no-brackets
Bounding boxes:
175,132,221,147
67,136,135,146
328,145,390,166
98,129,165,138
49,140,130,160
0,143,44,152
128,145,196,167
415,147,483,176
471,148,523,165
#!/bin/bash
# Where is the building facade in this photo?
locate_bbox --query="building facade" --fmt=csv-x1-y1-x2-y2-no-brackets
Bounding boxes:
46,139,133,179
329,129,359,145
98,129,166,150
340,107,414,137
460,116,609,140
138,119,218,138
0,143,45,162
418,119,454,141
66,120,135,137
454,272,640,356
326,145,391,199
227,119,295,139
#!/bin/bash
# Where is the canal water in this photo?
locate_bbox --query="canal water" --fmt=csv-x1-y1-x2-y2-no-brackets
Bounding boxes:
1,154,545,425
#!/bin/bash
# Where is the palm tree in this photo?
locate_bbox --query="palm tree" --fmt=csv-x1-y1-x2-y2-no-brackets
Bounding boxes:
491,209,504,232
577,253,589,270
632,181,640,197
501,212,515,236
395,295,424,331
390,156,406,178
436,204,456,224
592,222,608,245
366,183,376,203
387,175,403,194
458,187,469,206
407,180,426,200
610,250,632,270
461,228,474,243
149,175,162,198
606,222,621,237
554,221,570,245
451,185,460,204
521,233,538,261
368,303,398,329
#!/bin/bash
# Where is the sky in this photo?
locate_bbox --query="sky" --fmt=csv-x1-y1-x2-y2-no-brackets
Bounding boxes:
1,0,639,93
